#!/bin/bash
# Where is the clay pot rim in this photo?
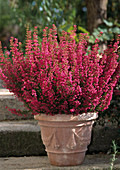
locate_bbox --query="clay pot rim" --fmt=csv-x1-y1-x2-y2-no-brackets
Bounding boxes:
34,112,98,122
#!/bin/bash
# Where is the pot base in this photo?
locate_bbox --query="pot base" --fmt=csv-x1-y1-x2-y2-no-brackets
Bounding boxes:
48,152,85,166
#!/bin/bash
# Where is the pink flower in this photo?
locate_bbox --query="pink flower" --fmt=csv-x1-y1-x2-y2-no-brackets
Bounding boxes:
70,109,75,113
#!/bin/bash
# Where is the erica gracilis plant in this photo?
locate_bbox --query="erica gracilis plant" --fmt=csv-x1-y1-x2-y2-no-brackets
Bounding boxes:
0,25,120,116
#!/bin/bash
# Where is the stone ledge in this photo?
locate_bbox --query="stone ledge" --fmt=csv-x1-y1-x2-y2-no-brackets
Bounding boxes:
0,89,33,121
0,89,14,97
0,120,40,132
0,120,120,157
0,155,120,170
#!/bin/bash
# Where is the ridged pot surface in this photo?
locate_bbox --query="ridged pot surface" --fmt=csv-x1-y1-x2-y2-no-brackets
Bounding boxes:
34,112,98,166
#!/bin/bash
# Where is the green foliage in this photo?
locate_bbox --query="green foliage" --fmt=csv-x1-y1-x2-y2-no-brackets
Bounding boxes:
78,26,89,34
0,0,12,32
89,19,120,44
110,141,119,170
103,19,113,27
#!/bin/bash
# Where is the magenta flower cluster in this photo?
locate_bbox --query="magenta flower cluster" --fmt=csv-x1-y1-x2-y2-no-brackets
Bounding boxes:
0,25,120,116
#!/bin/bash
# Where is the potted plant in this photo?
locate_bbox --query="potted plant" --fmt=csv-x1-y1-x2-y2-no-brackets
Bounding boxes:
0,25,120,166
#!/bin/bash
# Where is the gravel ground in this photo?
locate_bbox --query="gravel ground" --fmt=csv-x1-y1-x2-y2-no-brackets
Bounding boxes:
0,154,120,170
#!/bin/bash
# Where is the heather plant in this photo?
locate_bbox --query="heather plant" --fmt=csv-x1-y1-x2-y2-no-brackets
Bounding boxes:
0,25,120,116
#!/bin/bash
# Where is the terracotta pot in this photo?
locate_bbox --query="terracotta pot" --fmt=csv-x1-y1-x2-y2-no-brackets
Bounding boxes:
34,112,98,166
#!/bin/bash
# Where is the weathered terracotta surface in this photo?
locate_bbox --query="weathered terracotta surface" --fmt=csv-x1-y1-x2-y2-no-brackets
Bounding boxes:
34,112,98,166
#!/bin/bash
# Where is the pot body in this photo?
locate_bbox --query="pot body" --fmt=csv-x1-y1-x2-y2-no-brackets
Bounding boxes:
34,112,98,166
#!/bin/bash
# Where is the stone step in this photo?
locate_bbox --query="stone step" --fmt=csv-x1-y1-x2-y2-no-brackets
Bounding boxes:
0,120,120,157
0,120,46,157
0,155,120,170
0,79,4,89
0,89,33,121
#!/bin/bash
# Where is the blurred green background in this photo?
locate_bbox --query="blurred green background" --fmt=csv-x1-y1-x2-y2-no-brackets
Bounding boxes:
0,0,120,47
